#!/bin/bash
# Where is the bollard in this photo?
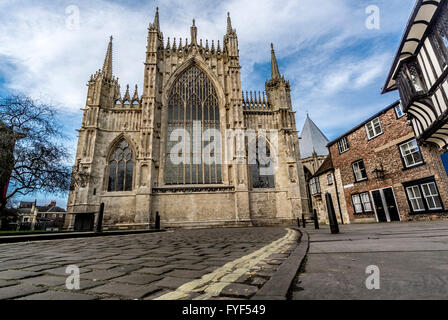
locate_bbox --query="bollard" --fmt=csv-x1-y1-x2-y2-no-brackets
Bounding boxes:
297,218,301,229
155,212,161,230
325,193,339,234
96,203,105,233
302,213,306,228
313,209,320,230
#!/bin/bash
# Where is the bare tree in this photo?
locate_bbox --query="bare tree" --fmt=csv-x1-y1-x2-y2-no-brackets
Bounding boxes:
0,95,71,216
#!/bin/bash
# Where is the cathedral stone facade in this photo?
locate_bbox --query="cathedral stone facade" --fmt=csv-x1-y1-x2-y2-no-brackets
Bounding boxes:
66,9,309,229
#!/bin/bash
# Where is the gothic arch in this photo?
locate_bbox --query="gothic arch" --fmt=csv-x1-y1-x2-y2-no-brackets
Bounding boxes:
162,57,226,112
105,134,137,192
106,133,138,160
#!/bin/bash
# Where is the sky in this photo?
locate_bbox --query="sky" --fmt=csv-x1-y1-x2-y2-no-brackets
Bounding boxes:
0,0,416,207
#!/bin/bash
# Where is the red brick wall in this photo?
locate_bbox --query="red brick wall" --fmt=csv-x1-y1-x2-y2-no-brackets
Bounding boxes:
329,106,448,222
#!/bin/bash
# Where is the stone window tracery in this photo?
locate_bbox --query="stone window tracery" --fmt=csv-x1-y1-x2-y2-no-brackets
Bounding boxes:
165,65,222,185
108,139,134,192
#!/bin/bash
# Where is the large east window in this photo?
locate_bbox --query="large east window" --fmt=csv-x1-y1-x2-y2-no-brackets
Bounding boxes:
352,160,367,182
399,139,423,168
108,139,134,192
365,117,383,140
165,65,222,185
404,178,443,213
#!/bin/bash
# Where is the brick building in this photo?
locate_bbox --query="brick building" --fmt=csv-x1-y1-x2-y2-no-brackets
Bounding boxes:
327,100,448,223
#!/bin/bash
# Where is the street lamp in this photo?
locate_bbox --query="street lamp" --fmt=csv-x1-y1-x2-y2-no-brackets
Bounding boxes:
372,162,386,179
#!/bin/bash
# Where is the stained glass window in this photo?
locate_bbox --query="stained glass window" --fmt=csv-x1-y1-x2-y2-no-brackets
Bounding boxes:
108,139,134,191
165,65,222,185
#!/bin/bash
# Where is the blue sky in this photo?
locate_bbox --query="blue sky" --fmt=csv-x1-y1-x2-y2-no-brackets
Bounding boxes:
0,0,416,207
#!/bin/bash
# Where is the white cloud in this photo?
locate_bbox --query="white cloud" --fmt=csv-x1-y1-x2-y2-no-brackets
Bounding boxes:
0,0,410,134
317,53,390,95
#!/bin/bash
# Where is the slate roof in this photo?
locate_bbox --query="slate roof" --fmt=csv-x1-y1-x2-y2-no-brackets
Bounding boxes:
299,115,329,159
313,155,334,178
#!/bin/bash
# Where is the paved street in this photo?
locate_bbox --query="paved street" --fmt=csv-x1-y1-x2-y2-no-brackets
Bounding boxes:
292,221,448,300
0,227,299,300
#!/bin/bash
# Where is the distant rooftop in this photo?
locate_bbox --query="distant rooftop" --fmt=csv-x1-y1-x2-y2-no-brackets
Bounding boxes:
327,100,400,147
299,115,329,159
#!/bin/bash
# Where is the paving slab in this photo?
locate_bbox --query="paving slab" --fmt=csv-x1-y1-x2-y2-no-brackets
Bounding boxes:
19,290,98,300
221,283,259,298
136,264,175,274
82,270,127,281
0,284,46,299
113,274,162,285
21,275,67,287
164,269,209,279
88,283,160,299
0,270,42,280
153,277,196,290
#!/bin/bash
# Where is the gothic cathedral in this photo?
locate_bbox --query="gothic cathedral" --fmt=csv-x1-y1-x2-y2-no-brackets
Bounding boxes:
67,9,309,229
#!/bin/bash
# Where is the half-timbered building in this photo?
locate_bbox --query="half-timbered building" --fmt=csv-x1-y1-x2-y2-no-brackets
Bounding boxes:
383,0,448,149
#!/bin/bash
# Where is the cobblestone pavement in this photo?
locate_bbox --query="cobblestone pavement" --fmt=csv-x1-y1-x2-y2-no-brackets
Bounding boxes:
0,227,299,300
291,221,448,300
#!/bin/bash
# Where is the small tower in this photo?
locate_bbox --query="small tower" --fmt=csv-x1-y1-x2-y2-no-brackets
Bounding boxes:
265,44,292,111
224,12,239,60
86,36,118,109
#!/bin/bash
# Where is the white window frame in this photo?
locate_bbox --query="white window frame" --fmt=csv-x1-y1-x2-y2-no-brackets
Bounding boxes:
351,192,373,214
351,194,363,214
360,192,373,212
337,137,349,154
395,104,405,118
406,185,425,212
399,139,423,168
309,177,321,195
365,117,383,140
421,182,443,210
352,160,367,182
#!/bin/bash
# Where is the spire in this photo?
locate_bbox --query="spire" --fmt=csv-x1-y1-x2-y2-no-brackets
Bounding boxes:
270,43,281,80
132,84,139,101
152,7,160,31
166,37,171,50
191,19,197,46
299,115,330,159
226,12,233,34
123,84,131,102
102,36,113,78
